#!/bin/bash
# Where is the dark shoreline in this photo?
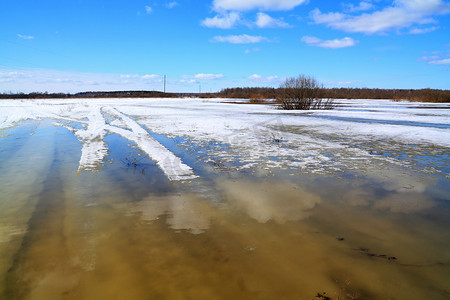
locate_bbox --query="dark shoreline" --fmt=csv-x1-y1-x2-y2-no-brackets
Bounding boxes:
1,87,449,103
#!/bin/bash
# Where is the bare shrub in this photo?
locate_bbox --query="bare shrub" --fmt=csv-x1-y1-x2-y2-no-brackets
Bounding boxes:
277,75,334,110
249,93,264,104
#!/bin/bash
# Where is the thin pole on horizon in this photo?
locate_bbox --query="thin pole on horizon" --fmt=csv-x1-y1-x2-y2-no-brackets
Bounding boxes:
163,75,166,93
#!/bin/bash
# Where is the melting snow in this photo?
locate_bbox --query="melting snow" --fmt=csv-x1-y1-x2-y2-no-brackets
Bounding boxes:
0,98,448,180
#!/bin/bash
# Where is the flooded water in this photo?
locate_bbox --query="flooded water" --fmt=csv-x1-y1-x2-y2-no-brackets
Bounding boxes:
0,98,449,299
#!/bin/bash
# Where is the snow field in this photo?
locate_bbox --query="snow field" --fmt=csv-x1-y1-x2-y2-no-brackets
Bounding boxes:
0,98,448,181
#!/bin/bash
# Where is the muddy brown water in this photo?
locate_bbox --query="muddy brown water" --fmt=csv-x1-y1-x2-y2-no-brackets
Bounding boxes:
0,121,449,300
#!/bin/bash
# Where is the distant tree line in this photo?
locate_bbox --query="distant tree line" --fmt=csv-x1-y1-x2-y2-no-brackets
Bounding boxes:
0,90,178,99
318,88,450,103
1,87,449,103
215,87,279,100
216,87,450,103
0,92,70,99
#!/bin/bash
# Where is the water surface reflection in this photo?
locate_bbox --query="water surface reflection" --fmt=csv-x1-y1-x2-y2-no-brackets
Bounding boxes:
0,121,449,300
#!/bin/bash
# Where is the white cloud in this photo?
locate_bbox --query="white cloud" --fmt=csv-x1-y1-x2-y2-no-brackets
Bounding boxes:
17,34,34,40
301,36,321,44
255,12,290,28
194,73,224,80
0,71,33,84
212,34,269,44
142,74,160,79
247,74,280,83
301,36,358,48
180,74,225,83
0,68,167,93
166,2,178,8
311,0,450,34
145,5,152,14
343,1,375,13
417,55,441,62
417,50,450,65
409,26,439,34
248,74,262,80
180,79,197,84
213,0,308,11
2,71,30,78
203,11,291,29
120,74,139,78
428,58,450,65
202,12,242,29
244,47,261,54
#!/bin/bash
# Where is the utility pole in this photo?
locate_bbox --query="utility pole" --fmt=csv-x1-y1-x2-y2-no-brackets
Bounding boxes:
163,75,166,93
199,84,201,94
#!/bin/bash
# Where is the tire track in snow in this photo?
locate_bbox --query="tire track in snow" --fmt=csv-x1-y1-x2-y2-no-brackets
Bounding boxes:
103,107,197,181
74,106,108,174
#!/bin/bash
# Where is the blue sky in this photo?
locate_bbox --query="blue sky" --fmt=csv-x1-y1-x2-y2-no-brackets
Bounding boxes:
1,0,449,93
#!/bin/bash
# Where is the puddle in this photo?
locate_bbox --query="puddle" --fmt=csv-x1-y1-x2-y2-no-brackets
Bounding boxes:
0,99,449,299
306,114,450,129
